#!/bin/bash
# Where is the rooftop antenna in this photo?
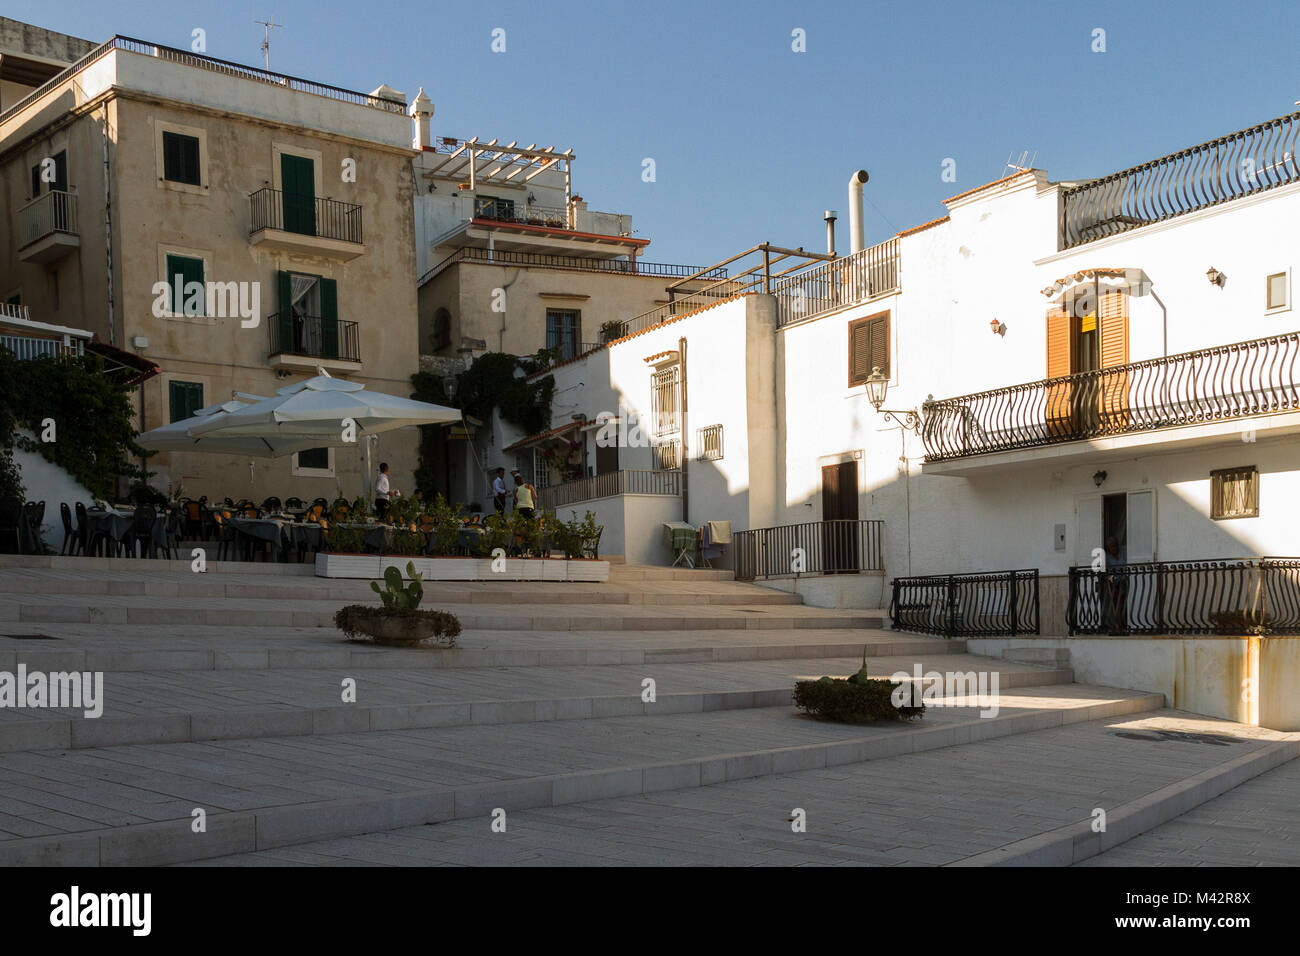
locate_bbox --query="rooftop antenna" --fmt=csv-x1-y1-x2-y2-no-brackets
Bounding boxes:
255,16,282,70
1002,149,1038,178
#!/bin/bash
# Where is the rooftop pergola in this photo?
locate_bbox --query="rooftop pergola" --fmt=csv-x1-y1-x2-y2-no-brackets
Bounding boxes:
421,137,576,204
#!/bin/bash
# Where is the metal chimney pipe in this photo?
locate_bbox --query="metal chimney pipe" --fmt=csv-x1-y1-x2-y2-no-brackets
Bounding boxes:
824,210,838,257
848,170,869,254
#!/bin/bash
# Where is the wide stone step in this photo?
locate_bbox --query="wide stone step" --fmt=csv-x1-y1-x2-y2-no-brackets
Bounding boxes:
0,654,1073,752
0,686,1160,865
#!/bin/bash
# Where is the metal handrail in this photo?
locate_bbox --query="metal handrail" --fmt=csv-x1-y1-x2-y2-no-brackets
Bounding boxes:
424,246,728,283
249,188,363,243
771,239,901,327
0,36,405,127
18,190,77,246
890,569,1040,637
537,469,681,510
268,313,360,362
922,329,1300,462
734,519,885,580
1068,557,1300,635
1061,110,1300,248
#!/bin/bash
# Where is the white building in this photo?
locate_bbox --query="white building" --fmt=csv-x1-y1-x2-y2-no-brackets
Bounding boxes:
492,107,1300,728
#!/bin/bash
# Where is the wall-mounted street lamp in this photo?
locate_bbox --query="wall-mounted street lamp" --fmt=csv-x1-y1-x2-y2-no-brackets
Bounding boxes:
865,366,922,432
1206,266,1226,288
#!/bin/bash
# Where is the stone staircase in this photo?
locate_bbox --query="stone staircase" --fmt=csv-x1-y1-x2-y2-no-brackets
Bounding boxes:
0,557,1293,866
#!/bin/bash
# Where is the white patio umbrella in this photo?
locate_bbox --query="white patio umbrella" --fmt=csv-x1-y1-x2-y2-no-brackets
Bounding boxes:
136,400,324,458
185,372,461,500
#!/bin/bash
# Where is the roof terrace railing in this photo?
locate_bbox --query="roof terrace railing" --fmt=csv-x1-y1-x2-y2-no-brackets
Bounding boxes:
0,35,406,126
1061,110,1300,248
771,239,900,327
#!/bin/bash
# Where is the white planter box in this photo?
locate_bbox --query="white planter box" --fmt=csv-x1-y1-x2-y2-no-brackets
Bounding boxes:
314,553,609,582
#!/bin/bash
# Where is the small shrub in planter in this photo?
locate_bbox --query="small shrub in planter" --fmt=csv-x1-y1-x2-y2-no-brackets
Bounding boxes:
792,648,924,723
334,561,462,647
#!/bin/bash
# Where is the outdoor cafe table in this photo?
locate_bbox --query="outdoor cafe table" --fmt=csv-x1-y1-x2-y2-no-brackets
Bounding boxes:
85,507,169,555
229,516,326,561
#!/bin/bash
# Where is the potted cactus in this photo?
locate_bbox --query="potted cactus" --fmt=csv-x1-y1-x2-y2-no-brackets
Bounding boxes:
334,561,461,646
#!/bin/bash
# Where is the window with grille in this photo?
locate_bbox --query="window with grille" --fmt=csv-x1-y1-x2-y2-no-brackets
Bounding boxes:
650,365,680,436
532,447,550,489
546,309,582,360
1211,466,1259,519
848,311,889,386
651,439,680,470
697,424,723,461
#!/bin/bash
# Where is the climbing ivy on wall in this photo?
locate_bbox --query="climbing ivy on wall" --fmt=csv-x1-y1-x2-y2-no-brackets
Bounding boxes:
0,350,147,501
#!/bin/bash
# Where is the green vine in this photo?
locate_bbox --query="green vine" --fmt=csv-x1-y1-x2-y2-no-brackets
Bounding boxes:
0,350,147,501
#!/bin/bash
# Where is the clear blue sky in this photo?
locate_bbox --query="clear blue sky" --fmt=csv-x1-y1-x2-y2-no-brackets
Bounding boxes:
14,0,1300,266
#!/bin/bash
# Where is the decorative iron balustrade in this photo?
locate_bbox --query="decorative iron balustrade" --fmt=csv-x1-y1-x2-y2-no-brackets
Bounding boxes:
268,313,360,362
428,246,728,281
537,469,681,511
0,36,405,127
734,519,884,581
890,569,1039,637
1068,558,1300,636
1061,110,1300,248
772,239,901,327
249,188,363,243
922,330,1300,462
19,190,77,246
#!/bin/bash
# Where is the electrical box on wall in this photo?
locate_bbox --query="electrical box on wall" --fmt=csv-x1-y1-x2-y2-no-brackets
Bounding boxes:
1054,524,1067,551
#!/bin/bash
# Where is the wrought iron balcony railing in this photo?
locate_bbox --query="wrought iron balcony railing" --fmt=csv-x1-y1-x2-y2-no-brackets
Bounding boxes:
734,519,884,581
268,312,360,362
473,198,569,228
890,569,1040,637
19,190,77,247
1061,110,1300,248
537,469,680,511
427,246,728,281
1068,558,1300,636
250,188,363,243
922,330,1300,462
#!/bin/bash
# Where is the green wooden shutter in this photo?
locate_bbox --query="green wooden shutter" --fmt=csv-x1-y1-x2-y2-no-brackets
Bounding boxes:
277,271,293,353
280,154,316,235
167,255,205,316
319,278,339,359
169,381,204,423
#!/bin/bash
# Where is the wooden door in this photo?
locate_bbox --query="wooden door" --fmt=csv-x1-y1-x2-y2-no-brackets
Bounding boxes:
821,461,859,573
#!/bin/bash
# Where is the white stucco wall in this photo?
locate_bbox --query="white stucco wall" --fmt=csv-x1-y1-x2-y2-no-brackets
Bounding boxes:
13,433,96,550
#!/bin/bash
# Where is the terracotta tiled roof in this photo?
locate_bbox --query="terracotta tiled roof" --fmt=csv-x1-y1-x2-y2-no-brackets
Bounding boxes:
895,215,949,238
503,418,586,452
643,350,677,364
943,168,1038,206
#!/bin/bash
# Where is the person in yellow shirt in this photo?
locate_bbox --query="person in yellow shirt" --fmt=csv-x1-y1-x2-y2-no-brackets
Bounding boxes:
513,473,536,518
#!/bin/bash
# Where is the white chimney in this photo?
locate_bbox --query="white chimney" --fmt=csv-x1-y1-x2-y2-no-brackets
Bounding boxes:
409,87,434,151
847,169,869,254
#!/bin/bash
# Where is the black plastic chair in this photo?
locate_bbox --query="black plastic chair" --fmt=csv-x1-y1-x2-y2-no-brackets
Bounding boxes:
128,505,158,559
59,502,79,555
181,499,204,540
261,496,282,513
0,497,21,554
285,496,305,511
211,512,236,561
73,502,91,556
21,501,41,553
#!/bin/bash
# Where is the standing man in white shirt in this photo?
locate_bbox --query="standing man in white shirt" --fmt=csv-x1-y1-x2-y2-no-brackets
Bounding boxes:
375,462,392,521
492,467,509,514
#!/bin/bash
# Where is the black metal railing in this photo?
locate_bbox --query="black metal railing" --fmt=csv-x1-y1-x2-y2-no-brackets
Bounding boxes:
474,198,569,228
250,188,363,243
1061,110,1300,248
890,569,1039,637
425,246,728,282
0,36,405,127
734,519,884,581
1068,558,1300,636
268,313,360,362
922,330,1300,462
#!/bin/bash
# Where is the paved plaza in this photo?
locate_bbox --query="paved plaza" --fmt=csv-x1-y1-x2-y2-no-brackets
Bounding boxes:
0,557,1296,866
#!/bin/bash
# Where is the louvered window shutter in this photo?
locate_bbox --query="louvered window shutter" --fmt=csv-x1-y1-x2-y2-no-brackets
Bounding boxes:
1045,306,1072,436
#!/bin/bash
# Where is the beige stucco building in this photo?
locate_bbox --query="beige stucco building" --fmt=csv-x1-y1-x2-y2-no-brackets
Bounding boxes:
0,25,420,503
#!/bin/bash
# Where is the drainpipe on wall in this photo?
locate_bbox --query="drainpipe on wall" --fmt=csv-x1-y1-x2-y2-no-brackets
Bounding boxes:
100,105,115,345
679,336,688,524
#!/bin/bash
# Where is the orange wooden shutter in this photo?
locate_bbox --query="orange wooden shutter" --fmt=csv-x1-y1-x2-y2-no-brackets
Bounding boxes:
1099,290,1129,432
870,315,889,376
1045,306,1072,436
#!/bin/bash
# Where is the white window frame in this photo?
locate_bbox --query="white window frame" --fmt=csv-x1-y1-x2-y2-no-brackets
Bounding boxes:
291,447,336,479
154,120,210,195
1265,268,1291,315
